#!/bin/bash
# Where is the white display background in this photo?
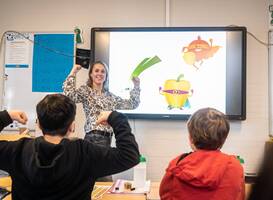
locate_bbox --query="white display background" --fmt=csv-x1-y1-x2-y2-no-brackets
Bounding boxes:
109,31,226,115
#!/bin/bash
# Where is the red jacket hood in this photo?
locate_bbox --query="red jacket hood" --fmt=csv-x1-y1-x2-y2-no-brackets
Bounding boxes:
167,150,235,189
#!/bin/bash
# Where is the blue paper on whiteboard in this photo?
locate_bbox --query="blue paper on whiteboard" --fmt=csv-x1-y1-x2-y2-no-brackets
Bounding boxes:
32,34,74,92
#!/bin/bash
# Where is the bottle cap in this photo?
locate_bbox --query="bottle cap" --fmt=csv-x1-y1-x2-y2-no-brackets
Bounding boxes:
236,155,244,164
139,155,146,162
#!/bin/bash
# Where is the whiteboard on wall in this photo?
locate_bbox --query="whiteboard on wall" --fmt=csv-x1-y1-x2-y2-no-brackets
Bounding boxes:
269,30,273,136
268,30,273,136
2,32,75,131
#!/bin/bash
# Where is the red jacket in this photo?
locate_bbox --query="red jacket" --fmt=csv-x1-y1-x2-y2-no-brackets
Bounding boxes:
160,150,245,200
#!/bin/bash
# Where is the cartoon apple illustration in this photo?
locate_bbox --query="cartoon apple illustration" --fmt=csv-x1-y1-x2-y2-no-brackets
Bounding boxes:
182,36,221,69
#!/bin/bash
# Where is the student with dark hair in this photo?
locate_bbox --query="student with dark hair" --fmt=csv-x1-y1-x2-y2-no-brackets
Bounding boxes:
0,94,140,200
160,107,245,200
247,145,273,200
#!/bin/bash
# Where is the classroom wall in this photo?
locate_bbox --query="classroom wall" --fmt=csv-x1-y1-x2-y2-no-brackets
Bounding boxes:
0,0,269,181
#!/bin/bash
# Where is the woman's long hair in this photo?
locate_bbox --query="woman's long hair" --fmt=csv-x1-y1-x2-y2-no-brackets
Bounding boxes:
86,61,109,91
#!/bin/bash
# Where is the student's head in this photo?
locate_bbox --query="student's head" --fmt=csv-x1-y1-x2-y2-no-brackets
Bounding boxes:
87,61,108,90
36,94,76,136
187,107,230,150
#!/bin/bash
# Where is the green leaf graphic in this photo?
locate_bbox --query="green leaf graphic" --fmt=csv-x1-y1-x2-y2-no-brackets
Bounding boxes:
131,56,161,79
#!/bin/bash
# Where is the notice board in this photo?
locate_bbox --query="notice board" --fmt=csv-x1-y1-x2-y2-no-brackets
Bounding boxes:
3,32,74,130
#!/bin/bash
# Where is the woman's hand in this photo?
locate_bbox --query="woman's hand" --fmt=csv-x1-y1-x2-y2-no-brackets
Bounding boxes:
69,64,82,76
96,111,112,125
132,77,140,88
8,110,28,125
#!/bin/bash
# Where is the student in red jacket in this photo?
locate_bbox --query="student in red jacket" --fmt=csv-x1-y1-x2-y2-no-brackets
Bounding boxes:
160,108,245,200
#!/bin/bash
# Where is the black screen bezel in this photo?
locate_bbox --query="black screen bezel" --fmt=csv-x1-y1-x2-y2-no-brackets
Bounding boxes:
90,26,246,120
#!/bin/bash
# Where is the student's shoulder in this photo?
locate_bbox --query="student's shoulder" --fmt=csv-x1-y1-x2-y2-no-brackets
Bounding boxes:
64,137,93,148
224,154,243,171
166,153,189,168
12,137,33,144
3,137,35,151
226,154,240,163
66,138,103,157
64,137,83,145
61,138,87,152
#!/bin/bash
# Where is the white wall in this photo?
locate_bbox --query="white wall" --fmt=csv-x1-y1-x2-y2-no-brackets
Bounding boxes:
0,0,269,181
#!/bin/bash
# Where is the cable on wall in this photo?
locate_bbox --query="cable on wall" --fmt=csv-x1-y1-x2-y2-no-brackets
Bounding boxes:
165,0,170,27
227,25,270,47
0,27,269,60
0,30,90,60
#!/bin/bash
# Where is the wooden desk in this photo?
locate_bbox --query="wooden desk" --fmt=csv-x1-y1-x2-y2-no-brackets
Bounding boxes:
0,178,146,200
0,133,31,141
0,177,252,200
95,182,145,200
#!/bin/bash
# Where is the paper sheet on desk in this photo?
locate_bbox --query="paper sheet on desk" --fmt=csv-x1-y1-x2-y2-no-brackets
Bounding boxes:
92,185,112,199
109,179,151,194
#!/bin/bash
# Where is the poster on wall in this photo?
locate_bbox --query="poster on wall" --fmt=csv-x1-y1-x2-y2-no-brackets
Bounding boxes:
4,32,33,68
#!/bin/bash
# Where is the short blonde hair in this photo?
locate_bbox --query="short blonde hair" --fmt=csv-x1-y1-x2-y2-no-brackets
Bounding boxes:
187,108,230,150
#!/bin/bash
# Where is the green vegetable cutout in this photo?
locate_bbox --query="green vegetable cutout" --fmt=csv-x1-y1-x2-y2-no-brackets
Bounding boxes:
131,56,161,79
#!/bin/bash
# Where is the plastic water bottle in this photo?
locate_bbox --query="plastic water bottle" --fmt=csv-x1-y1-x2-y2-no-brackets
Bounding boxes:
133,155,147,188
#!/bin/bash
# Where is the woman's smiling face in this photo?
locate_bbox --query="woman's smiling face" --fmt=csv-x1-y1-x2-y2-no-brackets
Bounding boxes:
90,63,106,86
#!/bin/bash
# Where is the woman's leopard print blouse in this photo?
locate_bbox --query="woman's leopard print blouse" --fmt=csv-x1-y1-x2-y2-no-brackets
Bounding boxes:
63,75,140,133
